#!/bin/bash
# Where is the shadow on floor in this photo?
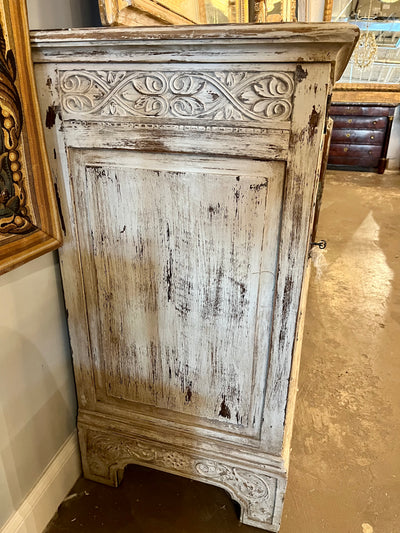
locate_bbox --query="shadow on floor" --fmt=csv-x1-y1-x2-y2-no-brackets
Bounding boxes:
45,463,260,533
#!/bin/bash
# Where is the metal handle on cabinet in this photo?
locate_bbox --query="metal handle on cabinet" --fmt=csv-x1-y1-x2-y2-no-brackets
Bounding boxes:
310,240,327,250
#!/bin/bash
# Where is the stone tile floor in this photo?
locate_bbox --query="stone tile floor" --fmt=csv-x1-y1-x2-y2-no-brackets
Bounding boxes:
45,171,400,533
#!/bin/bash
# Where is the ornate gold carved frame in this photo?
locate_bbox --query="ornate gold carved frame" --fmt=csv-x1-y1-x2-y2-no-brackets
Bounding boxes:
253,0,296,23
0,1,61,275
99,0,297,26
99,0,204,25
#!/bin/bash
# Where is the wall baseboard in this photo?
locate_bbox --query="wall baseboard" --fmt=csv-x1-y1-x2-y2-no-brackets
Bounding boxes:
387,158,400,171
1,431,81,533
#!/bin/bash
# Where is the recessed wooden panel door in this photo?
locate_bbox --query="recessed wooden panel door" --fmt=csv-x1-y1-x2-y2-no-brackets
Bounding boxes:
71,150,284,439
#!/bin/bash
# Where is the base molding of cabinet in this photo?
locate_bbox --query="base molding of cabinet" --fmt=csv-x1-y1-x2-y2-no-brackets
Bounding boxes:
78,423,286,531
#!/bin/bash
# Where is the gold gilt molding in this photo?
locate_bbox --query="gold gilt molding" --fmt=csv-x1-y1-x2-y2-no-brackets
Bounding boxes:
0,26,32,234
0,1,62,275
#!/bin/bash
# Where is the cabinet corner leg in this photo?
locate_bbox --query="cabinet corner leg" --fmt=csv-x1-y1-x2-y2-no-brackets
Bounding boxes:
195,460,285,532
78,425,124,487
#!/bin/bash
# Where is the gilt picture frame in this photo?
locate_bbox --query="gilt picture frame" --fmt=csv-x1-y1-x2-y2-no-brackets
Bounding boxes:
99,0,203,26
99,0,253,26
0,0,62,275
252,0,296,23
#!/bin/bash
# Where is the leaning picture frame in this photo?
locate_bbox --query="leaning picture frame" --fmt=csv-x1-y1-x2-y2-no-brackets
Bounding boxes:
0,0,62,275
99,0,252,26
252,0,296,23
99,0,204,26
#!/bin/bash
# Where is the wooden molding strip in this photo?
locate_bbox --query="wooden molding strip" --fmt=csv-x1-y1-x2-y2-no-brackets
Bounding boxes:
0,432,81,533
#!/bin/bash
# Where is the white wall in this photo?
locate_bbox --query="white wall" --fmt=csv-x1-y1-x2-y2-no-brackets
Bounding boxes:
387,106,400,170
27,0,101,29
0,253,77,527
0,0,99,529
297,0,324,22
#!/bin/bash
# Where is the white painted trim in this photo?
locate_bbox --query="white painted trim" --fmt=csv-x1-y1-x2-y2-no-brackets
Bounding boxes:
1,431,81,533
387,158,400,170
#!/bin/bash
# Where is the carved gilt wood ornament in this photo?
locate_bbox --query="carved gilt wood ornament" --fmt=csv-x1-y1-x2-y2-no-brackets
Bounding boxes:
98,0,250,26
0,26,31,234
0,1,61,275
253,0,296,23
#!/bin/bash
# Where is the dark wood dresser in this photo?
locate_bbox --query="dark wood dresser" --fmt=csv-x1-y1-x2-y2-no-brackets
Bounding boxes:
328,102,396,174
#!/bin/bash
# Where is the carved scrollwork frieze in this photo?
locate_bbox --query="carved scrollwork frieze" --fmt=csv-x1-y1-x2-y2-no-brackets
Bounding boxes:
59,69,294,123
85,430,276,525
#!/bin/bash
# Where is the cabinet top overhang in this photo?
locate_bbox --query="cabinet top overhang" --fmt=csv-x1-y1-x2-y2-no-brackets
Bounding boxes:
30,22,359,83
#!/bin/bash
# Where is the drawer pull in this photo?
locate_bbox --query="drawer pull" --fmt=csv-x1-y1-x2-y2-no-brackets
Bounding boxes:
346,133,350,138
347,119,352,123
373,121,377,125
368,150,372,155
344,147,349,152
370,135,374,140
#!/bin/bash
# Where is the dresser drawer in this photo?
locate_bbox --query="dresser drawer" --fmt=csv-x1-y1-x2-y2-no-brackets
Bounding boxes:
328,102,396,173
328,143,381,169
328,155,380,168
329,144,382,159
331,128,385,145
332,105,392,117
331,115,388,130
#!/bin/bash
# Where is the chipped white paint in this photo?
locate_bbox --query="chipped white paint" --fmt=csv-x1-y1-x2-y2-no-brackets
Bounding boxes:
31,23,358,532
70,152,284,433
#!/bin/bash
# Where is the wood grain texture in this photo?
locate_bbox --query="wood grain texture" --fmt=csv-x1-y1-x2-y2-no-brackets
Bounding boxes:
261,62,331,454
0,0,61,275
332,84,400,105
330,115,388,130
331,129,385,145
61,121,290,161
328,102,395,173
70,151,284,437
32,24,358,531
30,23,359,83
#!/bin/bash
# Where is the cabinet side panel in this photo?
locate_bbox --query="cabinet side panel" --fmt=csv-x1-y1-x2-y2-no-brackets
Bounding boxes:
70,151,284,437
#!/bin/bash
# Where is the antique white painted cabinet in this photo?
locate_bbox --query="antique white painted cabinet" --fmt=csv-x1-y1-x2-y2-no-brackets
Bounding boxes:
31,24,358,531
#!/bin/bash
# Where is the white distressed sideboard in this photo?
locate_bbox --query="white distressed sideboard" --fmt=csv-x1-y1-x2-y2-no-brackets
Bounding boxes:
31,24,358,531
